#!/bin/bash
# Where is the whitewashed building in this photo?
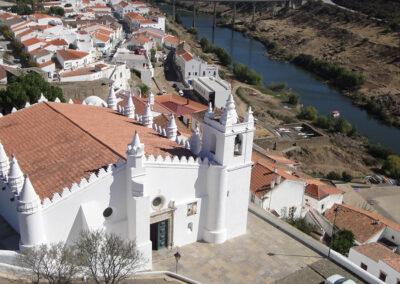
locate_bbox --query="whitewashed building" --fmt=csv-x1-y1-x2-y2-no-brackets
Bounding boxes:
192,76,231,108
175,48,218,83
303,183,344,214
0,92,254,270
349,243,400,283
250,159,306,219
56,49,93,70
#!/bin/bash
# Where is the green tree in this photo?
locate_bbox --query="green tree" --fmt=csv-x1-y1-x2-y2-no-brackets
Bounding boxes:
367,143,392,160
298,106,318,121
331,229,355,256
233,63,262,85
48,6,65,16
286,92,299,105
0,72,64,113
199,37,210,51
150,48,156,64
315,115,332,129
137,83,149,96
383,155,400,179
341,171,353,182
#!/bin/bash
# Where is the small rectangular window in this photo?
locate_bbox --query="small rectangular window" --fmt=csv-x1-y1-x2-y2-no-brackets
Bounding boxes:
360,263,367,271
379,271,387,282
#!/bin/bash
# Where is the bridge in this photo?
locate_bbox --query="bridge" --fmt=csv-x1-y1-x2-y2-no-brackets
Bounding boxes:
171,0,303,28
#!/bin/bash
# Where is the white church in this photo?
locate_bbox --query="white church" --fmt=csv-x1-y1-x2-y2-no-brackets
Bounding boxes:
0,86,255,269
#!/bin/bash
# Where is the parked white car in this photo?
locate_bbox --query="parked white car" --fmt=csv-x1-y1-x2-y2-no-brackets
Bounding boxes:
325,274,356,284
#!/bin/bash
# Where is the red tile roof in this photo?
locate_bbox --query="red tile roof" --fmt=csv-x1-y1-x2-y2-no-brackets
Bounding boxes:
305,183,343,200
57,49,89,61
383,257,400,273
155,94,207,117
46,38,67,46
125,12,145,21
22,37,43,47
0,102,192,200
325,204,400,243
352,243,398,263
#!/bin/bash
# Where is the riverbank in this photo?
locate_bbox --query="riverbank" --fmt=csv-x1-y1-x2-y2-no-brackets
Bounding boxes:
164,16,383,177
163,0,400,129
216,1,400,128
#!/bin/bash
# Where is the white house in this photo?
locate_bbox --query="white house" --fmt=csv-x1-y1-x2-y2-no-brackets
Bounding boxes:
349,242,400,283
175,47,218,83
192,76,231,108
250,159,306,219
0,92,254,271
303,183,344,214
56,49,93,70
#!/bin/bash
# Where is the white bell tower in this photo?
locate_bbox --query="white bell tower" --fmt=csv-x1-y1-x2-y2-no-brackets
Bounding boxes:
201,94,255,243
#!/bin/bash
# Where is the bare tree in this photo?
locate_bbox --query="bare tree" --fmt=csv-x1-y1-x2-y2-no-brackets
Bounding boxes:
18,243,81,284
75,230,146,284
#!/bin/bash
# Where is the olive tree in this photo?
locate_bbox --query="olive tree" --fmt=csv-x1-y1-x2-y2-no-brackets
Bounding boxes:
75,230,146,284
18,243,81,284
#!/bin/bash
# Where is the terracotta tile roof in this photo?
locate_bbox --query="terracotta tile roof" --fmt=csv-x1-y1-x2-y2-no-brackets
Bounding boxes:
46,38,67,46
22,37,43,47
164,35,179,45
0,102,192,200
119,1,129,7
176,49,193,62
32,13,58,20
383,257,400,273
325,204,400,243
250,162,281,198
30,48,52,57
155,94,207,117
0,66,6,80
57,49,89,61
16,28,34,37
305,183,343,200
352,243,398,263
125,12,145,21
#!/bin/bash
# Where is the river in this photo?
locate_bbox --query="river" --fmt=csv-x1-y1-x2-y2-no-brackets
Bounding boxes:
160,4,400,153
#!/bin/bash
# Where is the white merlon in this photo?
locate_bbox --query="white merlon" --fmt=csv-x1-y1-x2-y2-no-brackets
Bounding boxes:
124,94,135,118
11,107,17,113
127,131,144,157
220,94,238,126
142,102,153,128
0,142,9,178
148,91,155,106
107,84,118,111
54,98,61,103
161,129,167,137
245,106,254,127
68,99,74,104
189,125,202,155
166,114,178,140
25,102,31,108
8,155,24,194
38,93,48,103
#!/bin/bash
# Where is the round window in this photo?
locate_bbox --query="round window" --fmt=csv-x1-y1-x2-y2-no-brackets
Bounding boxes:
103,207,113,218
152,196,164,209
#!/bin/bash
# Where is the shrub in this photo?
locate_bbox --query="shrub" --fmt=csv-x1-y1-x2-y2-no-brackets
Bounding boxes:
314,115,333,129
187,27,197,35
268,82,286,92
342,171,353,182
48,6,65,17
297,106,318,121
333,117,354,136
199,37,232,66
150,48,156,63
383,155,400,179
287,218,314,235
292,54,364,90
286,92,299,105
233,63,262,85
327,171,341,180
367,143,392,160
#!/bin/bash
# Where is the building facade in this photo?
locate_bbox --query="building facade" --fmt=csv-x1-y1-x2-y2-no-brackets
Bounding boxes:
0,91,254,270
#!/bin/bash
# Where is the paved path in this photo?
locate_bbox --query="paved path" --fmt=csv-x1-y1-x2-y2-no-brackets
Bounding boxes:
153,212,323,283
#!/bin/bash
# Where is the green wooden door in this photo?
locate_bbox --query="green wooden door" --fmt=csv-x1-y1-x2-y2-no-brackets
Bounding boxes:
157,220,168,249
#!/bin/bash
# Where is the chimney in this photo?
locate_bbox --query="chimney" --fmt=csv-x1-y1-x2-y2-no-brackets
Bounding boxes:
270,179,276,189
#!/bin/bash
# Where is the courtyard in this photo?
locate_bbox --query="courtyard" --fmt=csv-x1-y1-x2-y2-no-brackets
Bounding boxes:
153,212,362,283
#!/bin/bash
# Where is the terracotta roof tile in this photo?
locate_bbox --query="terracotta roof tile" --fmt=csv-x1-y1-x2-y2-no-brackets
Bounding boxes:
22,37,43,47
250,162,281,198
324,204,400,243
383,257,400,273
305,183,343,200
57,49,89,61
0,102,193,200
352,243,398,263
